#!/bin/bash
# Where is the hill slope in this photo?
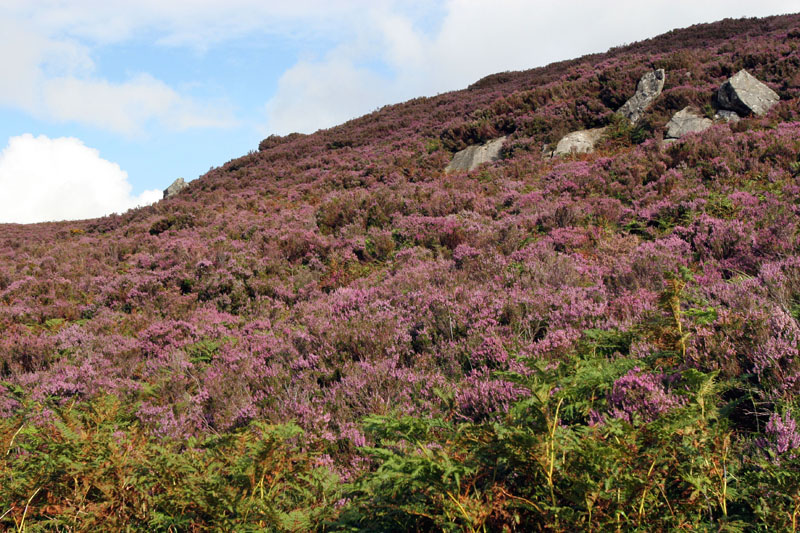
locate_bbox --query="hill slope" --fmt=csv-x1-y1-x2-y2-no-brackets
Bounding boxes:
2,13,800,530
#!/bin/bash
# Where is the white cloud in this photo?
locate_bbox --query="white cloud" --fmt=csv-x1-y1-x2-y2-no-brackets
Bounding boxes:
0,134,161,224
42,75,175,136
40,74,236,136
0,15,237,136
262,0,800,134
0,1,394,47
265,56,397,135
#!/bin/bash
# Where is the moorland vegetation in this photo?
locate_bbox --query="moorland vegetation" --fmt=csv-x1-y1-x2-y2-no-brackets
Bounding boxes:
3,13,800,531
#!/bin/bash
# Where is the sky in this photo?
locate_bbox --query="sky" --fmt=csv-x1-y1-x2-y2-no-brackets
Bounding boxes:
0,1,797,223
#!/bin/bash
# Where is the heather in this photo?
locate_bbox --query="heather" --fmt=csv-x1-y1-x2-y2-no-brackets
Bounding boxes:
3,13,800,530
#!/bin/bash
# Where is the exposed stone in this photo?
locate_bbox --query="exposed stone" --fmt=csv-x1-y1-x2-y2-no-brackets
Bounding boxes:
717,69,779,116
617,69,666,124
551,69,663,158
445,136,506,173
553,127,606,156
714,109,741,123
665,107,713,139
163,178,188,199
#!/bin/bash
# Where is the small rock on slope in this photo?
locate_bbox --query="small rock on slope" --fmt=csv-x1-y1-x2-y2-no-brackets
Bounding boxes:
553,127,607,156
617,69,666,124
665,107,713,139
163,178,188,199
445,137,506,173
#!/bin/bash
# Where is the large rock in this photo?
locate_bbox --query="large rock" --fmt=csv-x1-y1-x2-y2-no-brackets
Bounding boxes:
553,127,606,156
445,136,506,173
617,69,666,124
717,69,779,116
163,178,188,199
665,107,713,139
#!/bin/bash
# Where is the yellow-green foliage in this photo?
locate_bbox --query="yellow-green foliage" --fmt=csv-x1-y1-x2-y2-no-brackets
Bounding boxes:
0,396,338,532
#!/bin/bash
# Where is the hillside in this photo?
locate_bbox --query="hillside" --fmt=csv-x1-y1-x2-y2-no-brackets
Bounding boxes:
3,13,800,531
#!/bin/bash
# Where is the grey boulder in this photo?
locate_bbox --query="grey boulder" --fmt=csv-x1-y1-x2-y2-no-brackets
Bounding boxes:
665,107,713,139
717,69,779,116
617,69,666,124
553,127,606,156
445,136,506,173
714,109,741,123
163,178,188,199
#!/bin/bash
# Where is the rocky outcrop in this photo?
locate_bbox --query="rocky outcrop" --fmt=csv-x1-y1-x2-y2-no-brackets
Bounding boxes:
665,107,713,139
445,136,506,173
553,69,665,157
717,69,779,116
714,109,741,123
617,69,666,124
163,178,188,199
552,127,606,156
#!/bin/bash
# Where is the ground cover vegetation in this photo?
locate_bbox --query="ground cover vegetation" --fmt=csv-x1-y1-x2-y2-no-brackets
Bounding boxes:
2,13,800,531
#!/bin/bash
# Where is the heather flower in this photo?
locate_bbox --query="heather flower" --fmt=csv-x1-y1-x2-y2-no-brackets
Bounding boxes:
0,385,21,418
751,309,800,391
452,243,480,264
608,367,684,423
455,368,528,421
759,411,800,459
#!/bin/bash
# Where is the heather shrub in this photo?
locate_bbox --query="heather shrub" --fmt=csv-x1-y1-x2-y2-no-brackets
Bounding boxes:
607,366,684,423
760,410,800,458
760,257,800,319
258,132,307,152
455,367,527,421
148,213,196,236
0,328,57,374
679,214,760,275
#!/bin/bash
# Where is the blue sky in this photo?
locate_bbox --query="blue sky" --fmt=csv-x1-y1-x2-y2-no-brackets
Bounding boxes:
0,1,797,223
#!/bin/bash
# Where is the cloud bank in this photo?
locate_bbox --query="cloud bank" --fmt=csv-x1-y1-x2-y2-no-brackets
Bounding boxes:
0,134,161,224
